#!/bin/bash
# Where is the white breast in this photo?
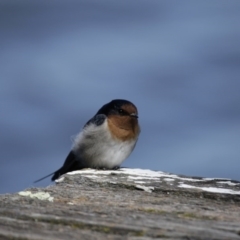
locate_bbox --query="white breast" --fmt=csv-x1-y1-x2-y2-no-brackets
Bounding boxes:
72,120,137,169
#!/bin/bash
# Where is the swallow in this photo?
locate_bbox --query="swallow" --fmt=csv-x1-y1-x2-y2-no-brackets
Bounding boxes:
35,99,140,182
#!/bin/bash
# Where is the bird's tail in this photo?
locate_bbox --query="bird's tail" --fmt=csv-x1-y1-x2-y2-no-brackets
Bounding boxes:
34,167,67,183
34,151,79,183
51,167,66,181
34,171,56,183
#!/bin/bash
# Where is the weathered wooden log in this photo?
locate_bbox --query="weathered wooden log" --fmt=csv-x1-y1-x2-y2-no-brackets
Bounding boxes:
0,168,240,239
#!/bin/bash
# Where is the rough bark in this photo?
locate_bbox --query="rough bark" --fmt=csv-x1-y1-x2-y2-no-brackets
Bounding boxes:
0,168,240,240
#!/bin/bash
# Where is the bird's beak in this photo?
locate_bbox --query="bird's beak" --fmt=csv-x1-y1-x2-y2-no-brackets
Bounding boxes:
130,113,138,118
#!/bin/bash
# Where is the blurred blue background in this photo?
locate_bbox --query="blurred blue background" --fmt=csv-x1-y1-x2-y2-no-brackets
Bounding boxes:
1,0,240,194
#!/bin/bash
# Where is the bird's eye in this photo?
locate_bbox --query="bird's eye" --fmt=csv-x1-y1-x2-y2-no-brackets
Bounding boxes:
118,109,124,114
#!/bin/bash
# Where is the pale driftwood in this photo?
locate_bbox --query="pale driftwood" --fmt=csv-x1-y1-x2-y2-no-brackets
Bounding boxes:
0,168,240,240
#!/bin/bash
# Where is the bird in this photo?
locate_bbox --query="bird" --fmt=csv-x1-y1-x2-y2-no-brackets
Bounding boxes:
34,99,140,182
